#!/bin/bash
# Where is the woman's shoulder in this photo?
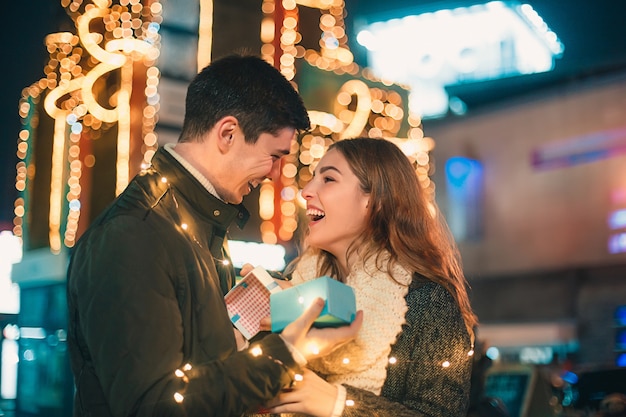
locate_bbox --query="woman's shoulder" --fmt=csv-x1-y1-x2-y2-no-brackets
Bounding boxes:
409,272,447,294
408,273,462,312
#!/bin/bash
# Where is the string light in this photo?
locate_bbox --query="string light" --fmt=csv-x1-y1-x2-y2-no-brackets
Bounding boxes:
250,346,264,357
173,363,192,403
197,0,213,71
15,0,162,252
261,0,437,243
306,342,320,355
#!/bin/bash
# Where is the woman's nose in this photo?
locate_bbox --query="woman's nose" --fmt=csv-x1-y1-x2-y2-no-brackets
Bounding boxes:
301,182,313,199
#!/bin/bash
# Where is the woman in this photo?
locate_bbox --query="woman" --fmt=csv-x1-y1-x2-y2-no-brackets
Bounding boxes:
265,137,478,417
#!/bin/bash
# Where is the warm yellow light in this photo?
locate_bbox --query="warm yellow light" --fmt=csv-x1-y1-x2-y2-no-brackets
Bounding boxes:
335,80,371,139
306,342,319,355
295,0,340,10
198,0,214,71
261,231,278,245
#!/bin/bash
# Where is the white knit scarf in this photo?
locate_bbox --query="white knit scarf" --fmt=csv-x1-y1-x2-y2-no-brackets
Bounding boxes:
291,251,412,395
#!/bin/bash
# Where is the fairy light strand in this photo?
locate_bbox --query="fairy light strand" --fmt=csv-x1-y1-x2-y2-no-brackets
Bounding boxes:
15,0,162,251
261,0,437,243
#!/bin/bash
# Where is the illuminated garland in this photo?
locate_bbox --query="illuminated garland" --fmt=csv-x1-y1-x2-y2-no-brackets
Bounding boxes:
14,0,162,252
170,336,474,407
259,0,436,244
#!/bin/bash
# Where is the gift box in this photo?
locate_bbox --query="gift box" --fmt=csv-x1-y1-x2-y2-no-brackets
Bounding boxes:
224,266,282,340
270,276,356,333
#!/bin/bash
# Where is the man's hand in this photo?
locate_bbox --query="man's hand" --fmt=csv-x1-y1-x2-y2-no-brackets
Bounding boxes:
233,328,248,351
265,369,338,416
239,263,255,277
281,297,363,361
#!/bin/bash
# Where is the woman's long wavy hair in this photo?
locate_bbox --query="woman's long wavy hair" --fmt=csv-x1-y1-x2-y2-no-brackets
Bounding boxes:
291,137,478,338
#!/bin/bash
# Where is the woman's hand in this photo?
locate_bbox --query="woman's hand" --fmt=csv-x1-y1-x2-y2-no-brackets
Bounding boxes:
281,297,363,361
265,369,339,416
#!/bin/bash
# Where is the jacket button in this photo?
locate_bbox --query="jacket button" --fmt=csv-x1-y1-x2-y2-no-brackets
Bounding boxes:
213,210,220,217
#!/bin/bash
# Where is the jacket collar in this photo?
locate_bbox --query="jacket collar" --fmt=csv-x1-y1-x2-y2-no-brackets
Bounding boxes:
150,147,250,230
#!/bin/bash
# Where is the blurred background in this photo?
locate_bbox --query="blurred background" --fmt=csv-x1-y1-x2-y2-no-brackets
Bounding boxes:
1,0,626,416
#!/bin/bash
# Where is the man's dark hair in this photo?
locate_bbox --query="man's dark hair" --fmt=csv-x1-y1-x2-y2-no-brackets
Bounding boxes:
179,53,310,143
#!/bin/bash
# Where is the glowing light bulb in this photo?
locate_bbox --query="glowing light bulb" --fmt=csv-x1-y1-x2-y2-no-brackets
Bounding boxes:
468,349,475,356
298,296,304,304
174,369,184,377
174,392,184,403
221,259,230,266
307,343,319,355
388,357,397,364
342,358,350,364
161,177,167,183
250,346,263,357
181,223,188,230
346,400,355,407
442,361,450,368
294,373,304,382
182,363,192,371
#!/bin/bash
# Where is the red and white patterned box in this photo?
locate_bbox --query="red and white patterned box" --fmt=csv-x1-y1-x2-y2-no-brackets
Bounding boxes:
224,266,282,340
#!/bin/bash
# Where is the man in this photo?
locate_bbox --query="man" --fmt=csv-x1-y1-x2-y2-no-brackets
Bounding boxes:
67,54,362,417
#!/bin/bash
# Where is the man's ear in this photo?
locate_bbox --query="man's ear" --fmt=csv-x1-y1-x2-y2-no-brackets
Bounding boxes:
216,116,238,153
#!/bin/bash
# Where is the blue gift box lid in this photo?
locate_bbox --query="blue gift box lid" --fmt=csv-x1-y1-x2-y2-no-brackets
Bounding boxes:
270,276,356,333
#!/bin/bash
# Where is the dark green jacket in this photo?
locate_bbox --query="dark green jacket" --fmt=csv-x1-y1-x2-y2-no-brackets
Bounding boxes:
67,148,298,417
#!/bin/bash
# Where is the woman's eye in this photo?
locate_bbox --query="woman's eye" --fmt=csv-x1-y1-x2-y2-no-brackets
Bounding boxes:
323,176,335,183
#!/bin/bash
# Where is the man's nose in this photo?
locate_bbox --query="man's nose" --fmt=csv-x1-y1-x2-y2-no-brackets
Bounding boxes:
268,159,282,182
